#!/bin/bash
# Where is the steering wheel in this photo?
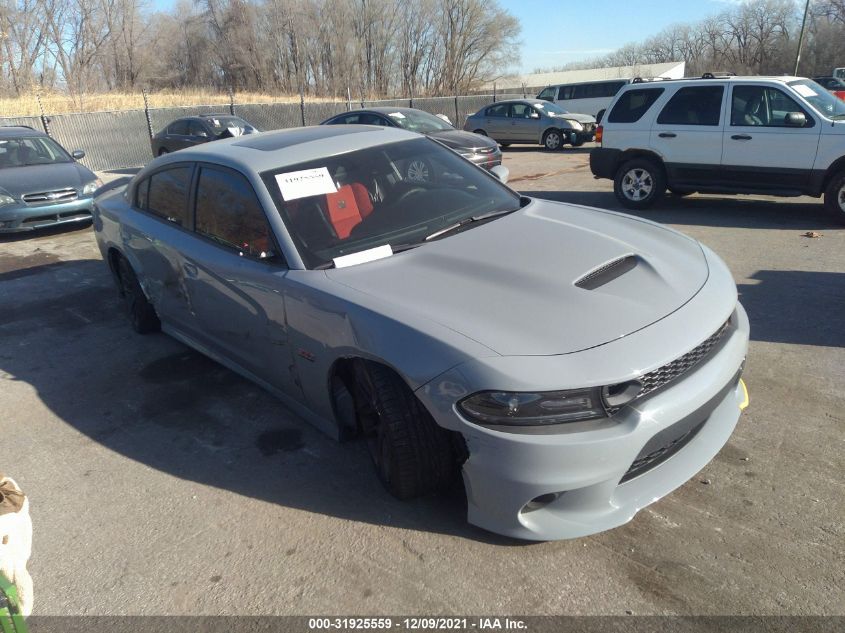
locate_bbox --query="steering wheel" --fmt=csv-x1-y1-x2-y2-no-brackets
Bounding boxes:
394,186,427,207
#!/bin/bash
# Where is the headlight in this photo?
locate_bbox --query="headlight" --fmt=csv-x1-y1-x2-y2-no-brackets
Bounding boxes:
0,193,15,206
567,120,584,131
82,179,103,195
458,388,606,426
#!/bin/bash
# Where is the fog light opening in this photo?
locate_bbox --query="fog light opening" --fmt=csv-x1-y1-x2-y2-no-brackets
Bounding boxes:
522,492,563,514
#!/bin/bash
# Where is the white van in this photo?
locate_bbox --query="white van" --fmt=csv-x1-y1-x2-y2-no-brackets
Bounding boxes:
537,79,630,119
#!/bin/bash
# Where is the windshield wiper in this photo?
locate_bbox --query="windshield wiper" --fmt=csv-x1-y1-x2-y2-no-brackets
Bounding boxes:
424,208,518,242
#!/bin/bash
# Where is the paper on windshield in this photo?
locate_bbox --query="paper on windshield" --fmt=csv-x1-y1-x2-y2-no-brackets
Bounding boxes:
388,112,406,119
333,244,393,268
535,103,544,108
793,84,818,98
275,167,337,201
227,126,243,137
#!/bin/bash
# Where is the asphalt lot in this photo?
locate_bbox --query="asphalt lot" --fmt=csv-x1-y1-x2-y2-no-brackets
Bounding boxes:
1,146,843,616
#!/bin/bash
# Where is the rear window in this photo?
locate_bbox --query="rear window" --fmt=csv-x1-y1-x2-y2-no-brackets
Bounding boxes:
608,88,665,123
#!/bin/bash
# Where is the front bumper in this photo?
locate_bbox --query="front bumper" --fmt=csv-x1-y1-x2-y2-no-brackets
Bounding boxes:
416,248,749,540
0,196,94,233
462,149,503,170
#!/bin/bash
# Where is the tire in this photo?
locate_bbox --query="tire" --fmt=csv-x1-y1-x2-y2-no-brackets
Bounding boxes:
117,257,160,334
158,148,169,156
473,129,487,136
406,158,433,183
363,364,457,499
614,158,666,209
571,138,585,147
499,143,511,148
824,170,845,224
542,129,563,151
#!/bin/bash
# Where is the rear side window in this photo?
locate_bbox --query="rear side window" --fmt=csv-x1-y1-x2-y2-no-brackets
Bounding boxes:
657,86,724,126
485,104,509,117
195,167,276,260
608,88,665,123
168,120,189,135
146,166,192,226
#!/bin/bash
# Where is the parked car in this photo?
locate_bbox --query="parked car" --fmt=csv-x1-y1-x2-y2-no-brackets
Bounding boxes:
537,79,630,119
0,126,101,233
812,76,845,101
321,107,501,181
150,114,259,156
590,74,845,222
463,99,597,151
93,125,749,541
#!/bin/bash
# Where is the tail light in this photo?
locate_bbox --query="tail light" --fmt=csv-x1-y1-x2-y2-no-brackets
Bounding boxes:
595,125,603,145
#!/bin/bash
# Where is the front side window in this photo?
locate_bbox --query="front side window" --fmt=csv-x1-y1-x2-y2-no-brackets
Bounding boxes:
537,87,555,100
202,116,258,135
0,136,72,168
657,86,724,126
168,120,189,135
195,167,276,260
261,137,521,269
788,79,845,120
731,85,815,127
188,120,210,137
146,166,192,226
607,88,665,123
510,103,536,119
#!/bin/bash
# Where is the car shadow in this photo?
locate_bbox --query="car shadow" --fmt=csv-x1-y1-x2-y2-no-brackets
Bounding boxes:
0,257,529,546
502,145,595,155
522,189,841,230
737,270,845,348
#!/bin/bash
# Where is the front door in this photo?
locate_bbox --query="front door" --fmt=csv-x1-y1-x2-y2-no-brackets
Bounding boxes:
508,103,542,142
721,83,821,190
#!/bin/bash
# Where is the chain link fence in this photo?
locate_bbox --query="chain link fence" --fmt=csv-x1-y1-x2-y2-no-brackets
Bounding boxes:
0,93,507,172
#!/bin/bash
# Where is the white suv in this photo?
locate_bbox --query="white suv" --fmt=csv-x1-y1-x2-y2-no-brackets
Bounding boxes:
590,75,845,222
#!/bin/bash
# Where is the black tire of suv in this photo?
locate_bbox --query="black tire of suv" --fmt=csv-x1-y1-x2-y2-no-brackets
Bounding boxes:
365,363,457,500
614,159,666,209
823,170,845,224
117,257,161,334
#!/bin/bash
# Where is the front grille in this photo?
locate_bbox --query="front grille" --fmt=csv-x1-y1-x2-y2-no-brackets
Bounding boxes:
621,420,706,483
22,188,78,205
637,320,731,399
476,146,496,154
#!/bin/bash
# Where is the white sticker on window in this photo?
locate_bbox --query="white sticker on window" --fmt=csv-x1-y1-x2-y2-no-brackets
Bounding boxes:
388,112,406,119
275,167,338,201
793,84,818,98
535,103,544,108
212,119,220,126
333,244,393,268
227,126,243,137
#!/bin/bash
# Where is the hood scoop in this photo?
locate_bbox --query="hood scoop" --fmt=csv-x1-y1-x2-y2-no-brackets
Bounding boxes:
575,255,639,290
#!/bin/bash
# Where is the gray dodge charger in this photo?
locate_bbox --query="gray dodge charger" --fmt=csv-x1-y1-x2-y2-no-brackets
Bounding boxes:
93,125,749,540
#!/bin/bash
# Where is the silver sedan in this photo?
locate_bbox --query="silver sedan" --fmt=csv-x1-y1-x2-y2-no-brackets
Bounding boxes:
93,125,749,540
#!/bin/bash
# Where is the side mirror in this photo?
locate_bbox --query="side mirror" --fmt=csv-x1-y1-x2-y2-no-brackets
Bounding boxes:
529,111,540,119
490,165,509,184
72,150,85,160
785,112,807,127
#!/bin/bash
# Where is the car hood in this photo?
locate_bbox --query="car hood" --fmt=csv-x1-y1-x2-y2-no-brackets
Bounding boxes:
553,112,596,124
427,129,499,151
0,162,95,197
326,200,709,356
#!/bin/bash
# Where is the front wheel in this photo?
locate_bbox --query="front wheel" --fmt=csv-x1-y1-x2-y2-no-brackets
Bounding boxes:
542,129,563,151
824,170,845,224
158,148,169,156
362,364,457,499
117,257,160,334
473,129,487,136
614,159,666,209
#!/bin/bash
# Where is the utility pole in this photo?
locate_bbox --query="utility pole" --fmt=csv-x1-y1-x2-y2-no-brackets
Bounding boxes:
793,0,811,76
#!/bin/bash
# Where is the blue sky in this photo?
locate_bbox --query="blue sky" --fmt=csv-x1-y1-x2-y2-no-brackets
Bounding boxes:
499,0,734,72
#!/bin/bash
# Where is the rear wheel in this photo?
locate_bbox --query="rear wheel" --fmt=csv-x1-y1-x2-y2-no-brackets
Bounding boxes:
824,169,845,224
358,363,457,499
614,159,666,209
158,148,169,156
542,129,563,151
473,129,487,136
117,257,160,334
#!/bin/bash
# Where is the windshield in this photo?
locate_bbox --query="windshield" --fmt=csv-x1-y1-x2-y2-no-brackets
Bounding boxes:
205,116,258,135
261,137,521,269
384,110,454,134
0,136,72,167
534,102,570,115
788,80,845,119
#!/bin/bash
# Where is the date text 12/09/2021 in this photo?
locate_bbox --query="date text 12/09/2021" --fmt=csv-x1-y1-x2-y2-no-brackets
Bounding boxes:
307,618,527,630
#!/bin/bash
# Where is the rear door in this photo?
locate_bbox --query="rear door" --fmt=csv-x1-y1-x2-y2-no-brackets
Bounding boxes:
721,83,821,190
480,103,511,140
179,164,300,397
650,84,726,185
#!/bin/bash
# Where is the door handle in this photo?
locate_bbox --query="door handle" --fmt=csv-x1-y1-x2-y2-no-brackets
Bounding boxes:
658,132,677,138
183,262,198,278
731,134,752,141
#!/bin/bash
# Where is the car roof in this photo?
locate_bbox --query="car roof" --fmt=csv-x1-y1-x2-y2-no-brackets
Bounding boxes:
149,125,419,174
482,98,545,106
0,126,47,139
622,75,805,88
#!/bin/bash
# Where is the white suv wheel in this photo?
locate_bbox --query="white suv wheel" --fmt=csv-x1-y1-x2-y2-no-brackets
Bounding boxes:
824,170,845,224
621,168,654,201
